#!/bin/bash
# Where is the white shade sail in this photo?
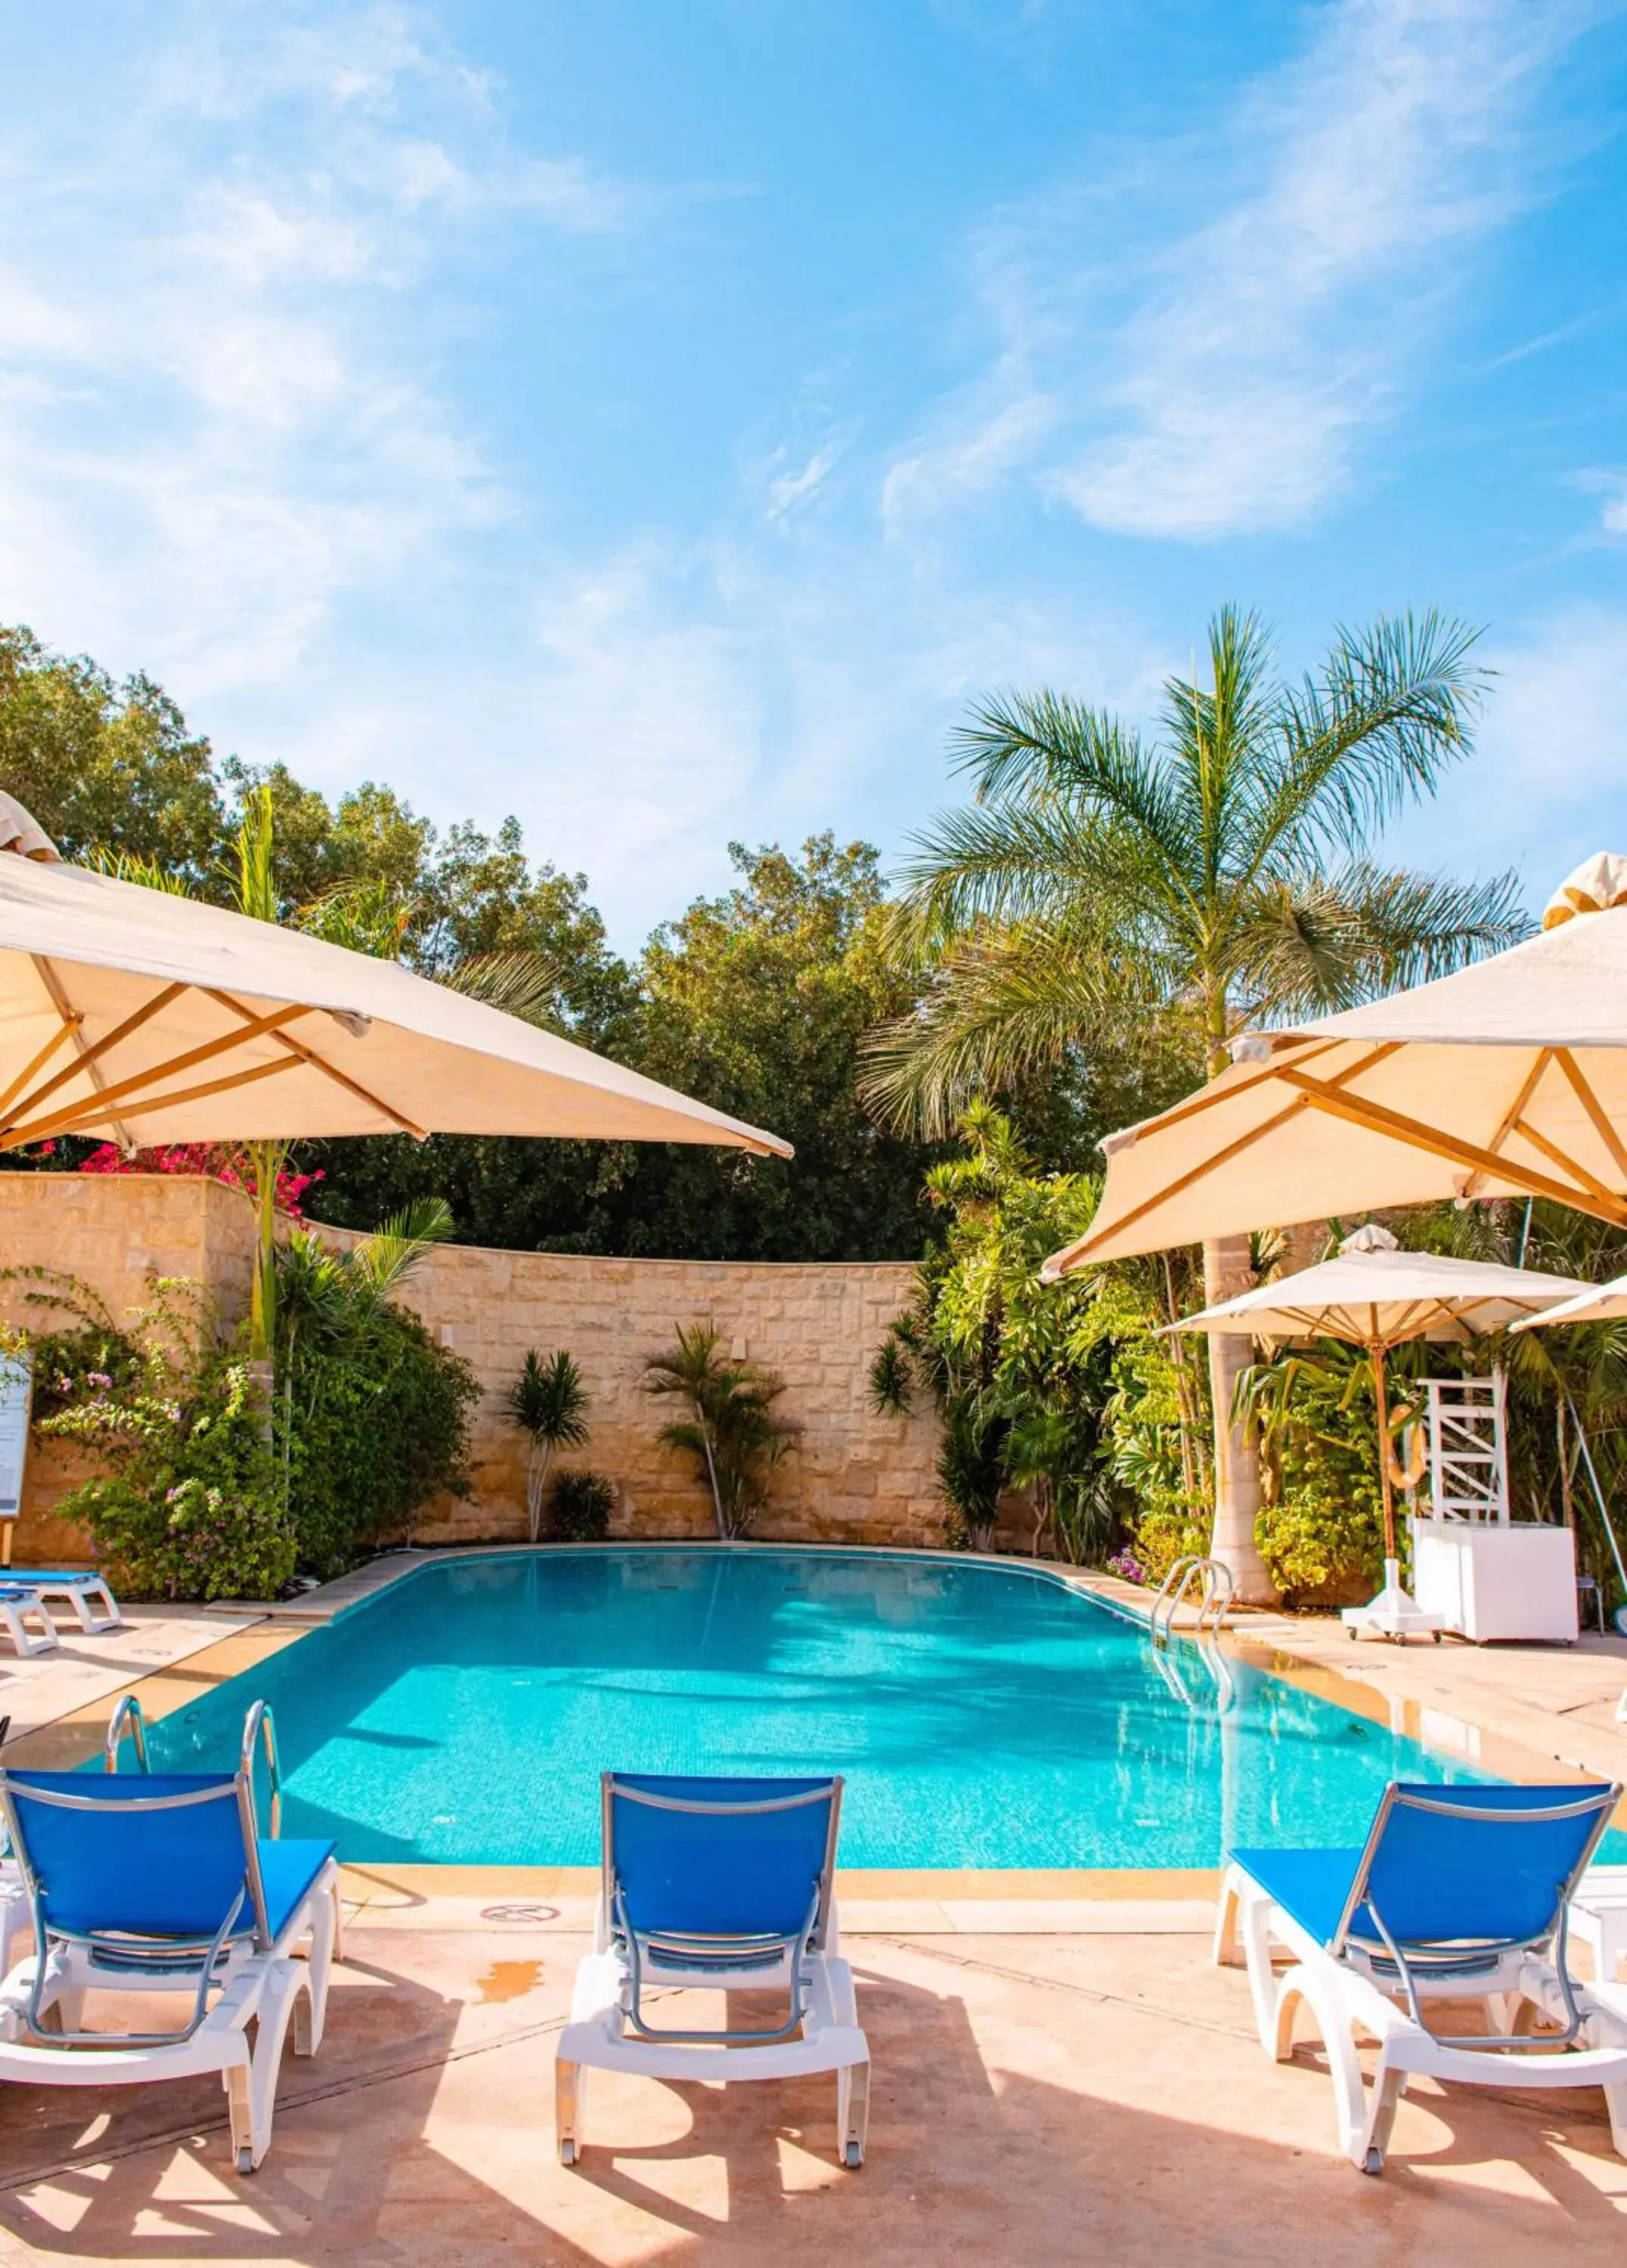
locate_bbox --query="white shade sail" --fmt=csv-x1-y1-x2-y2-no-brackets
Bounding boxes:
0,815,791,1158
1166,1228,1597,1352
1046,853,1627,1273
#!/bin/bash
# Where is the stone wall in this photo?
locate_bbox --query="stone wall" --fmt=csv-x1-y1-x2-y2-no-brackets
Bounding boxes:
0,1174,960,1557
0,1174,262,1564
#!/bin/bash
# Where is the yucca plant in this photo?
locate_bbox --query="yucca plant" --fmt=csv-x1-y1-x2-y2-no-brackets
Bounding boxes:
643,1321,798,1541
504,1349,591,1544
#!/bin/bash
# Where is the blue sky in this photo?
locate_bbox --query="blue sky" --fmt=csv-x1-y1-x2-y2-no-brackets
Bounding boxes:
2,1,1625,944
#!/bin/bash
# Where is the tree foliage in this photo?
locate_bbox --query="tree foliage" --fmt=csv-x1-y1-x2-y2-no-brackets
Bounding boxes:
863,606,1525,1121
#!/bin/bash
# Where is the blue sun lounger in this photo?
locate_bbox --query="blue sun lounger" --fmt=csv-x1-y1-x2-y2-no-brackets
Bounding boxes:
556,1772,869,2169
1214,1779,1627,2173
0,1702,339,2171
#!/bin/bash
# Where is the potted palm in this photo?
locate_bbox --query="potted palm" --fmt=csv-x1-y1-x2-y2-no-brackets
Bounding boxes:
504,1350,590,1543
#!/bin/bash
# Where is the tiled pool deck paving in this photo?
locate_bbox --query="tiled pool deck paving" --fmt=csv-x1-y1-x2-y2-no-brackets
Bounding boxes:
0,1551,1624,2260
0,1923,1623,2266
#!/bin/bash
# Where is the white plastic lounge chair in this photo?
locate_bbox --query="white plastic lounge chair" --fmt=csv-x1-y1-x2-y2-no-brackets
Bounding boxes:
4,1569,122,1635
0,1700,339,2171
1214,1779,1627,2174
556,1772,869,2170
0,1585,56,1658
1573,1865,1627,1985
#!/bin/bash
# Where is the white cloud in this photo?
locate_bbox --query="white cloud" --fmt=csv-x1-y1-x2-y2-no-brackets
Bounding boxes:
888,0,1588,540
0,2,638,703
766,445,841,523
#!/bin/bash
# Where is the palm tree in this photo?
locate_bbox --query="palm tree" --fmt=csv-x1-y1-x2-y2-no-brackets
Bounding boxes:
863,607,1527,1597
503,1349,591,1542
643,1321,798,1540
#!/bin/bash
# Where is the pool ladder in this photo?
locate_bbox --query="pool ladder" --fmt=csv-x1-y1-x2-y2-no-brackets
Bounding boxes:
1148,1556,1235,1648
103,1693,283,1830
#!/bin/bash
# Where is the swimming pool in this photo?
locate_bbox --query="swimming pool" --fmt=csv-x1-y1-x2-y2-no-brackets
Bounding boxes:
139,1548,1602,1870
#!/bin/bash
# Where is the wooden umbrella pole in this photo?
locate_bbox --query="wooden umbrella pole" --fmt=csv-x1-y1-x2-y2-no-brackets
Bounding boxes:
1370,1342,1397,1565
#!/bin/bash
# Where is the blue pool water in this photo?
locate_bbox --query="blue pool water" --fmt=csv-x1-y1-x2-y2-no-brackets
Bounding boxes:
141,1548,1615,1869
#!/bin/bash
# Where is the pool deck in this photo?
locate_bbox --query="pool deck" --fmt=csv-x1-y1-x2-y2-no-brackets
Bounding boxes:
1,1916,1623,2266
0,1553,1625,2260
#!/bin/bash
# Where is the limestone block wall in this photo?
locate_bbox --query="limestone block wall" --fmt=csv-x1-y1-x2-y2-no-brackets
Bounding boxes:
0,1173,959,1555
389,1243,945,1547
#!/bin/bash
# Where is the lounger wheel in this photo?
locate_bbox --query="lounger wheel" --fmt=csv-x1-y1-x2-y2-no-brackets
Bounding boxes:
559,2139,578,2169
237,2146,255,2177
1362,2146,1384,2176
842,2139,863,2170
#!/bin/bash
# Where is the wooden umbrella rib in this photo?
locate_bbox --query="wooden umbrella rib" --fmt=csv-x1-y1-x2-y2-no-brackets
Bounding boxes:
0,1055,304,1151
1278,1070,1627,1227
203,990,428,1141
0,1018,82,1123
17,967,187,1144
0,1002,320,1142
1511,1117,1620,1207
1114,1037,1347,1142
1121,1036,1400,1149
1554,1049,1627,1185
1458,1049,1553,1201
1066,1092,1315,1263
1062,1040,1411,1266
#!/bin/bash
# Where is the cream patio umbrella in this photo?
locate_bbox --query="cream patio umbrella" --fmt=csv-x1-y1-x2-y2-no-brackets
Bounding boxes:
1509,1275,1627,1332
1043,852,1627,1275
1167,1224,1598,1638
0,794,792,1160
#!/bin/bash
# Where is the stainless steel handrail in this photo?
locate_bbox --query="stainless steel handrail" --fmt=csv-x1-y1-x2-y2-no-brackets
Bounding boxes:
1149,1556,1235,1647
240,1699,282,1838
1148,1555,1199,1645
1195,1559,1235,1634
104,1692,149,1774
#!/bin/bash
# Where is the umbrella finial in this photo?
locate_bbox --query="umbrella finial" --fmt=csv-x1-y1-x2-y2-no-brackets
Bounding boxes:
0,792,60,863
1339,1223,1399,1256
1542,851,1627,931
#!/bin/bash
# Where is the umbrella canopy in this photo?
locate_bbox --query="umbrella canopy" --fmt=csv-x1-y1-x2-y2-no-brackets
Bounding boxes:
1167,1224,1597,1579
1511,1273,1627,1334
0,795,790,1158
1044,851,1627,1275
1167,1225,1596,1353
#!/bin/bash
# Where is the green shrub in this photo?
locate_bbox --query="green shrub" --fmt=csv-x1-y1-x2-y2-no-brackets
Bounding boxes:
1255,1479,1384,1606
1236,1341,1387,1606
550,1467,615,1541
278,1302,480,1578
20,1272,294,1603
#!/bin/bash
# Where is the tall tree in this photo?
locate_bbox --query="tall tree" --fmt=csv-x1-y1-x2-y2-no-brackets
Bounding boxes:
622,835,937,1259
863,608,1527,1598
0,625,225,884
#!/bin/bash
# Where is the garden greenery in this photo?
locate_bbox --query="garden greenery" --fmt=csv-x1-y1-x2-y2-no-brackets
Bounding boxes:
873,1107,1205,1566
643,1321,798,1539
5,1198,480,1599
272,1203,480,1579
11,1269,293,1602
550,1467,615,1542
